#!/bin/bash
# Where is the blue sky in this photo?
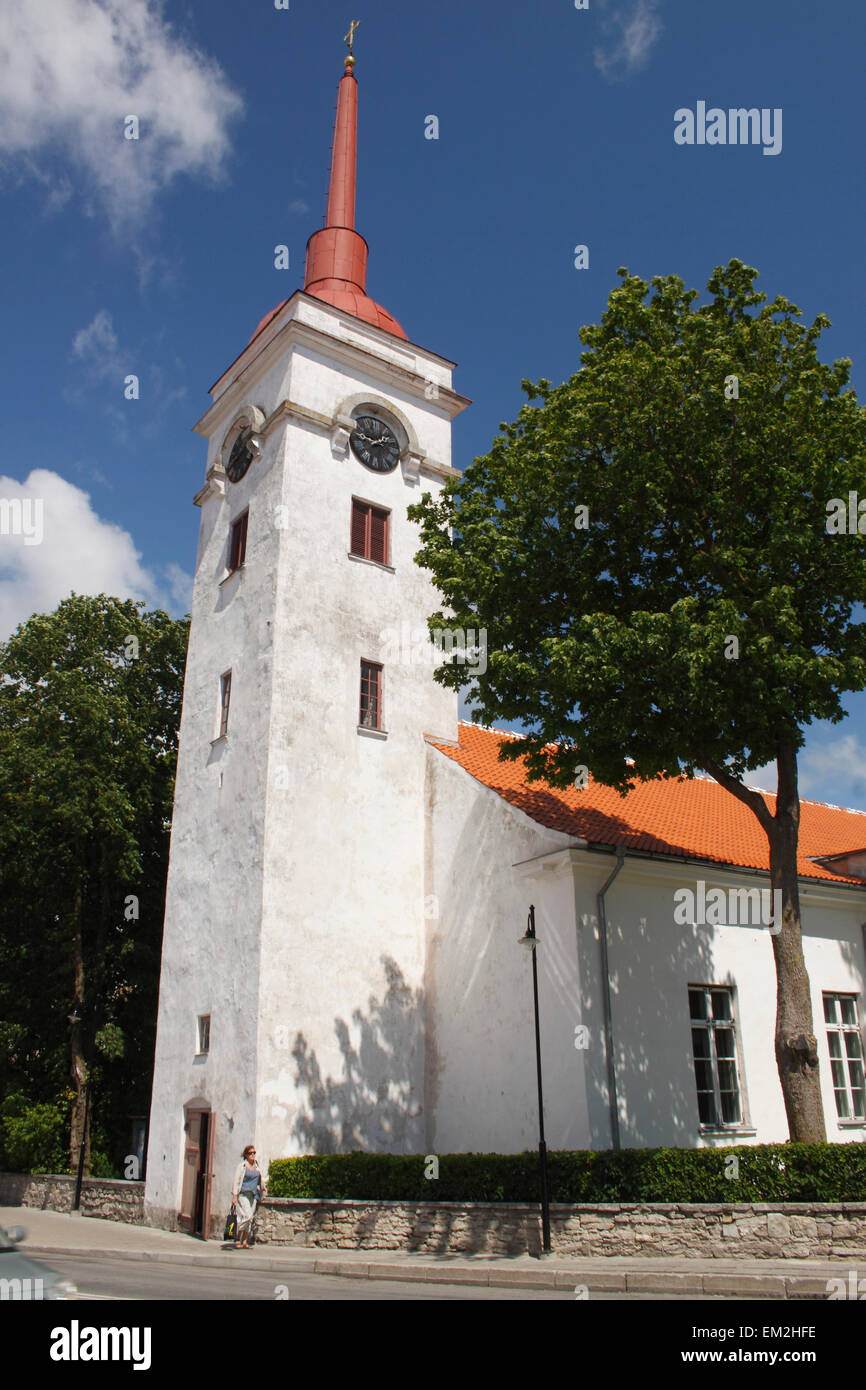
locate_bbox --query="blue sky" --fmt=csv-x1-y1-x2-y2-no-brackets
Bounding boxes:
1,0,864,809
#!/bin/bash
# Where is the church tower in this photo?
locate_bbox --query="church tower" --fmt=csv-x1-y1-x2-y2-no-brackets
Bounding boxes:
144,37,468,1234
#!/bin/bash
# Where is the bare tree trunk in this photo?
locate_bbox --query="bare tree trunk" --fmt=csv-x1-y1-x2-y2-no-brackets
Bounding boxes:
704,744,827,1143
769,742,826,1142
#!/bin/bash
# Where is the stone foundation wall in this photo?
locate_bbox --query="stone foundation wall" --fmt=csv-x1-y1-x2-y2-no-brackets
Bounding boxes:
3,1173,864,1258
252,1198,866,1260
0,1173,144,1224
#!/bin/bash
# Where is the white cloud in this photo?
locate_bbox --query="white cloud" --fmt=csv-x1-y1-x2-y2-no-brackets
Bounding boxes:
0,469,191,637
0,0,243,232
67,310,189,442
742,736,866,812
594,0,664,81
72,309,124,384
163,561,193,614
797,735,866,811
743,760,777,795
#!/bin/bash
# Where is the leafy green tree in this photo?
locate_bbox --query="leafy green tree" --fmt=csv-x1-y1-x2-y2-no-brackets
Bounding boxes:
0,594,188,1171
0,1091,71,1174
409,260,866,1143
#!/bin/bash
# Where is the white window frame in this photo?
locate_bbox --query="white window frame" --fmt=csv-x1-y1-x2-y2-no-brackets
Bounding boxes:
823,992,865,1122
688,984,746,1131
218,670,231,740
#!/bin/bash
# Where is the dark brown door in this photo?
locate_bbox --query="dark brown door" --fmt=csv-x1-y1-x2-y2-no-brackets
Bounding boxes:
193,1111,211,1238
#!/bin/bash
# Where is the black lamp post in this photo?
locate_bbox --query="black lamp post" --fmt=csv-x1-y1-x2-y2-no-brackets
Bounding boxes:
519,904,551,1255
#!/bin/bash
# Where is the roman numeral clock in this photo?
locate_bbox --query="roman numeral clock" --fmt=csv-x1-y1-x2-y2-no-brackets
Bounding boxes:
349,415,401,472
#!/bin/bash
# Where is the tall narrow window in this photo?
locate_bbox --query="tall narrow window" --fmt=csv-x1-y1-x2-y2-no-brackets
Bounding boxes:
359,661,382,730
689,986,742,1126
350,498,390,565
197,1015,211,1055
219,671,232,738
228,510,249,573
823,994,865,1120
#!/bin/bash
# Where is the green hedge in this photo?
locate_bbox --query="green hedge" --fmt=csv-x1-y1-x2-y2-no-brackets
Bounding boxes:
267,1143,866,1204
0,1093,69,1175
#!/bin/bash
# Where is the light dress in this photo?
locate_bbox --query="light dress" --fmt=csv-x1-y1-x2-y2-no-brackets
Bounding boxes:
232,1161,263,1237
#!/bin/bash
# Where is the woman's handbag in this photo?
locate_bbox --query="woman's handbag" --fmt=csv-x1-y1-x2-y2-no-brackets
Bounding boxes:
224,1204,238,1243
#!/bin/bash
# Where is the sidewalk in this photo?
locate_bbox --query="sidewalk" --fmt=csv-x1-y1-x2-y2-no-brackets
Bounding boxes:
2,1206,855,1297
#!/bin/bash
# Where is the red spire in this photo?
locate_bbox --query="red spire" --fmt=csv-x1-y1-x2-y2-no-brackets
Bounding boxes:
324,68,357,228
302,53,407,339
304,67,368,299
248,46,407,348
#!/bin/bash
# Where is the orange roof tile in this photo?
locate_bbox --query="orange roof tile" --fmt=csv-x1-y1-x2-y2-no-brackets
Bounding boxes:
430,723,866,888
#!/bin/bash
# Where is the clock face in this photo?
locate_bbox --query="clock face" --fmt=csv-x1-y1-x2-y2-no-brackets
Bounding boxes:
349,415,400,473
226,430,254,483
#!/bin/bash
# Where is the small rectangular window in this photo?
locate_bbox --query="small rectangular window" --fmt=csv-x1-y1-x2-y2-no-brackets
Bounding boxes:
823,993,865,1120
197,1015,210,1054
689,985,743,1127
219,671,232,738
228,510,249,573
350,499,390,565
359,660,382,730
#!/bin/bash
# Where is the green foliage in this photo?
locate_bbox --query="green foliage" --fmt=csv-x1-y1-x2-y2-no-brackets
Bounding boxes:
408,260,866,791
87,1149,119,1179
94,1024,125,1061
0,594,189,1170
267,1144,866,1203
0,1092,70,1174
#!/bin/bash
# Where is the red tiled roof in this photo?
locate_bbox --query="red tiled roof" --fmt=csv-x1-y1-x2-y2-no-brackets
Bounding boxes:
429,723,866,887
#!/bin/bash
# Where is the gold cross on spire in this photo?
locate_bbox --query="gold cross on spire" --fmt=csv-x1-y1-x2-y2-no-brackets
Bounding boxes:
344,19,360,53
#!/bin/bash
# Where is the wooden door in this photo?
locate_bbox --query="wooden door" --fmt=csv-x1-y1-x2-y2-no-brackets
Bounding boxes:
179,1111,202,1233
179,1108,213,1236
194,1110,213,1239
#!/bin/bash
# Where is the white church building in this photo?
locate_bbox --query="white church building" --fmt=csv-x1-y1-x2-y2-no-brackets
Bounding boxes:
144,48,866,1235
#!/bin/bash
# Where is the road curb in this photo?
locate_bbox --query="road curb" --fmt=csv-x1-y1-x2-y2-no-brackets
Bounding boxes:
25,1244,833,1297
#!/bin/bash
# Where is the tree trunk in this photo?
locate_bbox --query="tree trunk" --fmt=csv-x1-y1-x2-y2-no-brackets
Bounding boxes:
704,743,827,1143
68,888,90,1173
768,742,826,1142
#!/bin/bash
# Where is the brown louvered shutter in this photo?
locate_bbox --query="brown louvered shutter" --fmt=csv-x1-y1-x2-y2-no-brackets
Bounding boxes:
350,499,368,556
369,507,388,565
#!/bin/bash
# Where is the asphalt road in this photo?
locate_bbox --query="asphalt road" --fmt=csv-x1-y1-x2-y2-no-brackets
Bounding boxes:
34,1253,728,1301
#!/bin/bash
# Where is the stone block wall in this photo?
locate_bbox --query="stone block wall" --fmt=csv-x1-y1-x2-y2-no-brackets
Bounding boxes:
0,1173,144,1224
252,1198,866,1260
3,1173,864,1258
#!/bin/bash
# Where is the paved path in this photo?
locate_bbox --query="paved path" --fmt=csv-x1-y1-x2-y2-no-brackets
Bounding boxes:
2,1207,853,1299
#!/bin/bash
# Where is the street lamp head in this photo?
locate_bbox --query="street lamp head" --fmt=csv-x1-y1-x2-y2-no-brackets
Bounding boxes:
519,904,538,949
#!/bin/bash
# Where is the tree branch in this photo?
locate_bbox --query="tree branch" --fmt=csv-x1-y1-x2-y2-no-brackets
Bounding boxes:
703,757,775,835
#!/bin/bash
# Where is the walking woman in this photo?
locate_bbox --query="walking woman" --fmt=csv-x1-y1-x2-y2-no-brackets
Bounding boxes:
231,1144,266,1248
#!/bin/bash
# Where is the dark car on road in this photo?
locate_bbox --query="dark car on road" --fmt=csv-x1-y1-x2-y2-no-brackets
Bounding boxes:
0,1223,77,1300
